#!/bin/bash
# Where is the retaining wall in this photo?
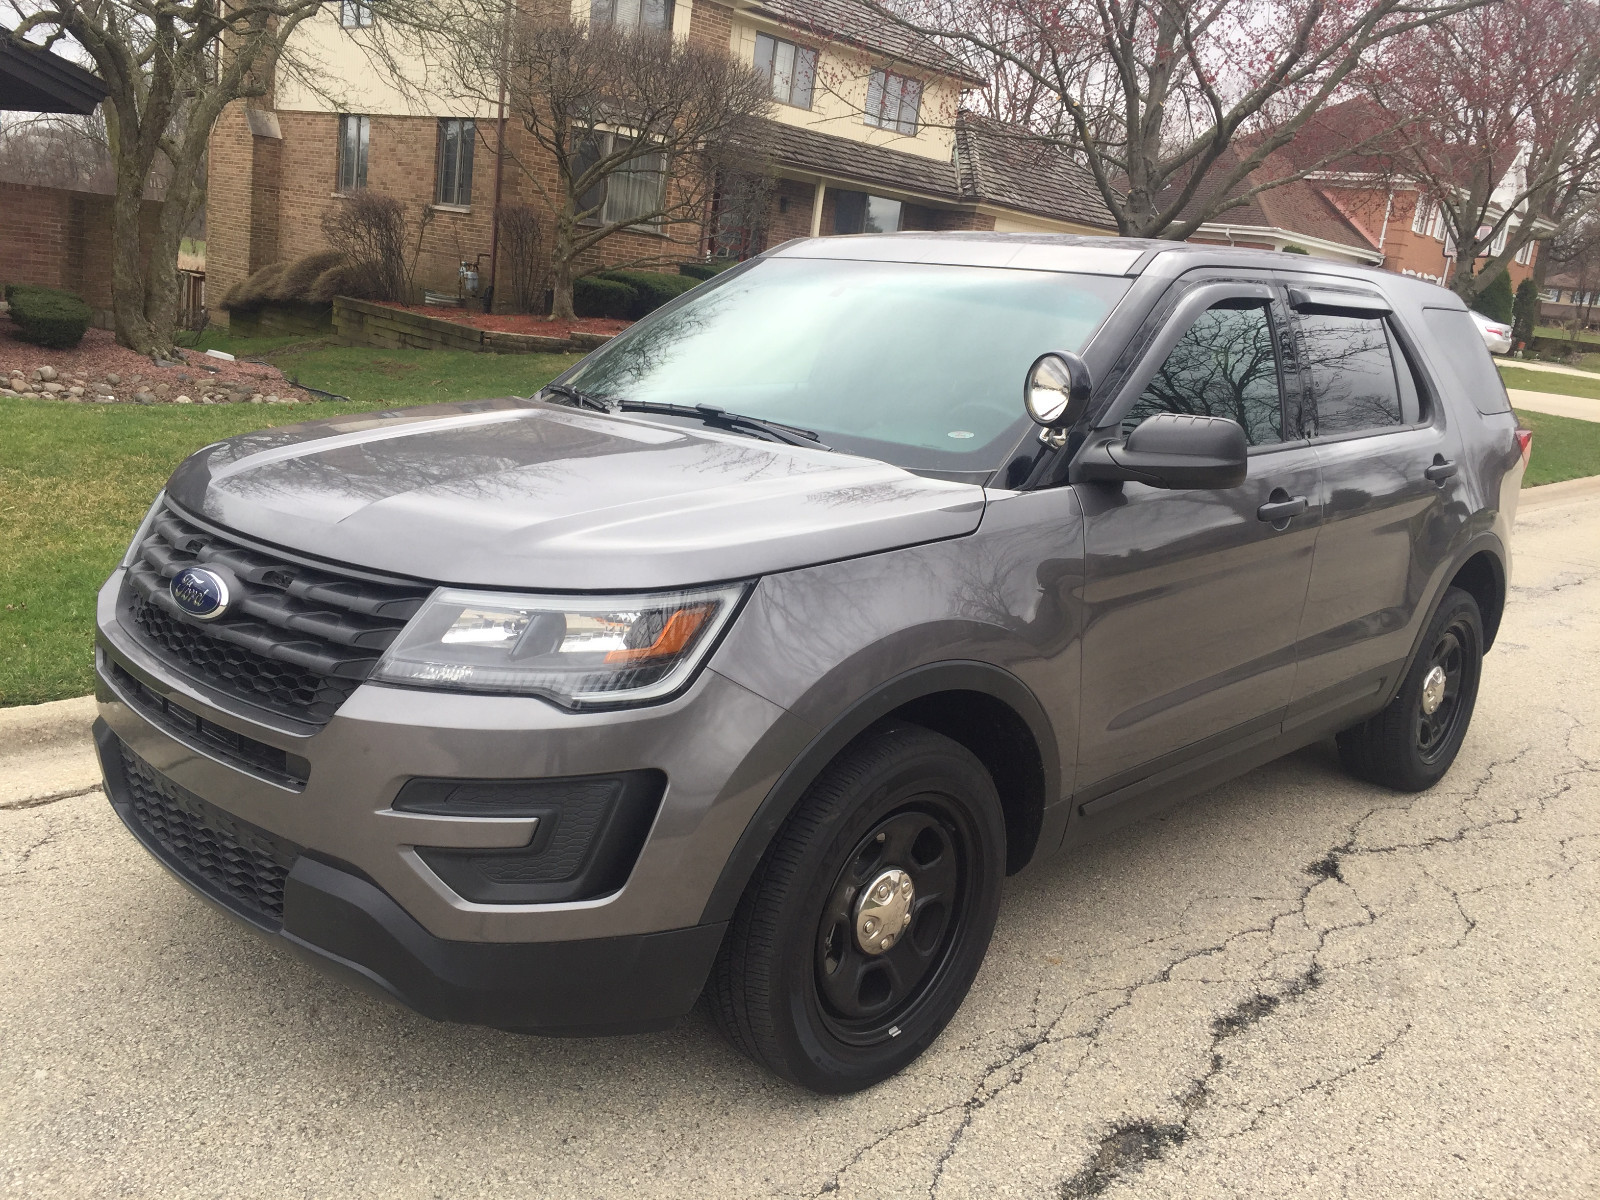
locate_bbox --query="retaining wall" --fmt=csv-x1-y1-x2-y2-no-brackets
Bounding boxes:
332,296,613,354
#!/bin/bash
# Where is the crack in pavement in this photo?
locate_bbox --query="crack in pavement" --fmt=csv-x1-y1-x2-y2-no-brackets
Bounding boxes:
0,782,103,812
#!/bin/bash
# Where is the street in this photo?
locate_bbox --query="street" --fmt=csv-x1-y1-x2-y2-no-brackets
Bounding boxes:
2,481,1597,1200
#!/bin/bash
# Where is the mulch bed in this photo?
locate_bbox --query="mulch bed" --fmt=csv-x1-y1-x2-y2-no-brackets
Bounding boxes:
377,304,631,338
0,323,312,406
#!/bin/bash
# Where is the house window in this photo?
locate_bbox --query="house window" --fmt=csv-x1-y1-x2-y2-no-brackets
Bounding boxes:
339,2,372,28
436,119,475,207
1490,224,1508,256
590,0,669,32
1410,196,1433,235
1516,241,1534,266
337,115,369,192
833,191,902,234
574,133,667,228
865,69,922,135
754,33,817,109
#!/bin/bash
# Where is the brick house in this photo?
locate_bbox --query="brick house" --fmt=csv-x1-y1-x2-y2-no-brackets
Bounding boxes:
1161,100,1550,291
204,0,1115,321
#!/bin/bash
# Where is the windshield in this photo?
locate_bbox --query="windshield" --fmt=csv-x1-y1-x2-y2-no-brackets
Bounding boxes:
563,257,1130,474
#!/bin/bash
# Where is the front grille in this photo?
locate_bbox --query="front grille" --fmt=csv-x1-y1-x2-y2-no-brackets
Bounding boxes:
120,503,431,725
110,661,311,788
118,745,302,926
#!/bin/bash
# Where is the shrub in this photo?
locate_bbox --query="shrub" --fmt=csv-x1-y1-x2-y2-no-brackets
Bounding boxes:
320,189,434,303
678,259,738,280
595,269,698,318
1513,277,1540,345
499,205,550,314
8,285,92,349
220,261,289,312
1475,267,1514,324
1280,244,1311,255
574,276,636,319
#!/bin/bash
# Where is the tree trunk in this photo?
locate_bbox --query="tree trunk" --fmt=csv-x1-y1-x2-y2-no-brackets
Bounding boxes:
110,163,158,356
550,215,577,319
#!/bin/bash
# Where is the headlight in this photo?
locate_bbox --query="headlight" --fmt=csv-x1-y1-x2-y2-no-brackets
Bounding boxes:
120,491,166,568
370,583,747,707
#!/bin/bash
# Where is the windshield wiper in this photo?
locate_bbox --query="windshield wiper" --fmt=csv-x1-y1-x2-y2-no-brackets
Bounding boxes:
538,381,610,412
616,401,831,450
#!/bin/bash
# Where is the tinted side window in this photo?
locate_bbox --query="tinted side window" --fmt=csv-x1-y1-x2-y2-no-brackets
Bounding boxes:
1421,306,1512,414
1298,312,1403,435
1125,302,1284,445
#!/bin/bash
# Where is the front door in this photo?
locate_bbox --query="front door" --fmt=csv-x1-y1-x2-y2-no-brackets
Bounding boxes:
1074,285,1320,794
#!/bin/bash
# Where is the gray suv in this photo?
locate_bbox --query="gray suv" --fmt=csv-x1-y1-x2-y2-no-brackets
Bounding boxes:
94,236,1528,1092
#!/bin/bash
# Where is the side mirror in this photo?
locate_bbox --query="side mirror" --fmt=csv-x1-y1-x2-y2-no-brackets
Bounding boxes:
1024,351,1093,432
1072,412,1248,490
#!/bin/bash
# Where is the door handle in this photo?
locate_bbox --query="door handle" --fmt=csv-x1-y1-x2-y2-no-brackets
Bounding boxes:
1257,495,1309,523
1425,459,1458,484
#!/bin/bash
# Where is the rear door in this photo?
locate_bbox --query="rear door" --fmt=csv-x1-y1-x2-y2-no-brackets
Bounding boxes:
1282,284,1468,730
1073,278,1321,795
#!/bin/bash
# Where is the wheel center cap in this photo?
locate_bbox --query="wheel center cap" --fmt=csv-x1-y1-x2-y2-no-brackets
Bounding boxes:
1421,665,1448,715
855,868,914,955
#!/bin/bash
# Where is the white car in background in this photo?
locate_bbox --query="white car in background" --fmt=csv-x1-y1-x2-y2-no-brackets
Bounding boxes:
1471,310,1513,354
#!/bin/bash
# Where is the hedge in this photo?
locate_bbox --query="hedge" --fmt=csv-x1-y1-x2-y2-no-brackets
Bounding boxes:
574,276,636,319
595,270,699,319
7,284,92,349
678,259,739,281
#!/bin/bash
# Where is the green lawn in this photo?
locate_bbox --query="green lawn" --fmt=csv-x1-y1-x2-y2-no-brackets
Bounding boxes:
1534,324,1600,345
1516,407,1600,488
0,340,579,706
1498,364,1600,400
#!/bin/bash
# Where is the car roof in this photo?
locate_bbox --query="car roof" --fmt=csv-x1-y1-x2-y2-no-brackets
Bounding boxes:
766,232,1468,309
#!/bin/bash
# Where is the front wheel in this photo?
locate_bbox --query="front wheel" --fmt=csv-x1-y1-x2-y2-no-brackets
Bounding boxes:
710,724,1006,1093
1337,587,1484,792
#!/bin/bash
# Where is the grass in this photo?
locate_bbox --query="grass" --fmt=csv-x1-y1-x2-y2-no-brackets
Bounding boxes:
1534,324,1600,346
0,338,579,706
175,329,583,408
1516,407,1600,488
1498,364,1600,399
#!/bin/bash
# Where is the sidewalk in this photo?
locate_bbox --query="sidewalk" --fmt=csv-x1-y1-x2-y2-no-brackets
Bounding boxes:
1507,387,1600,423
0,695,100,810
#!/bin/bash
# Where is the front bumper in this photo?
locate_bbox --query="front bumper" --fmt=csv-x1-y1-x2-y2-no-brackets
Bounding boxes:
99,718,724,1034
94,567,815,1030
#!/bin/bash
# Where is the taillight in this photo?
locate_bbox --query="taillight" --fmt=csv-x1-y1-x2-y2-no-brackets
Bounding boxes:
1516,428,1532,465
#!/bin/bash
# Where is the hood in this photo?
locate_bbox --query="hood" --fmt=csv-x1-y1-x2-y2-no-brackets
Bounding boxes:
164,399,987,590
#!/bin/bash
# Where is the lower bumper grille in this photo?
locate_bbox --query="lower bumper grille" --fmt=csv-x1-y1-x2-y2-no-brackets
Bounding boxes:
118,745,301,926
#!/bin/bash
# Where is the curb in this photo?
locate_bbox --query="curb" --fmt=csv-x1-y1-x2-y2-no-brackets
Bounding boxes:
1518,474,1600,512
0,694,98,754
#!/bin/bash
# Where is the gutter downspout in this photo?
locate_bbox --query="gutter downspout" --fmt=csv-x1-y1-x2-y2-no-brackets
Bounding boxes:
486,6,512,312
809,178,825,237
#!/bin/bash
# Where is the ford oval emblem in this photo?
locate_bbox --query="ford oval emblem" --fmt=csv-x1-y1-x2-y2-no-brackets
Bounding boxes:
169,566,231,621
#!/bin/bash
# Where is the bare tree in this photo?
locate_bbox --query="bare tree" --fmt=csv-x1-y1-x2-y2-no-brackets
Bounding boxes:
0,110,115,191
860,0,1489,239
402,3,770,318
1359,0,1600,304
3,1,366,357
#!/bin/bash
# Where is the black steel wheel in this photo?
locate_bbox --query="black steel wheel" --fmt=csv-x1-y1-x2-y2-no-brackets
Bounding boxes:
710,723,1005,1093
1338,587,1484,792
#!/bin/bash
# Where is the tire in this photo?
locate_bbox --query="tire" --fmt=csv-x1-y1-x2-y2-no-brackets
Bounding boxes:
710,723,1006,1093
1337,587,1484,792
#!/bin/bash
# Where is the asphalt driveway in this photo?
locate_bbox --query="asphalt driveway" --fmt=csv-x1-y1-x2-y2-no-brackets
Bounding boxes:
3,482,1597,1199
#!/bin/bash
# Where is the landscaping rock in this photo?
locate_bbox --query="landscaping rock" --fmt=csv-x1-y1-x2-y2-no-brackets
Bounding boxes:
175,395,193,405
133,390,155,404
0,388,19,398
104,372,120,386
35,365,57,382
42,382,65,395
67,387,84,398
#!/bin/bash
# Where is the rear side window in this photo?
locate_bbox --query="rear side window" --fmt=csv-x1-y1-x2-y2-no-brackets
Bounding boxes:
1422,306,1512,414
1124,301,1285,445
1297,312,1404,435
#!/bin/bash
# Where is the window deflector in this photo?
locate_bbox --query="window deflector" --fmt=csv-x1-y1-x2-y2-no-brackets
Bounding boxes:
1286,286,1391,317
1090,281,1277,430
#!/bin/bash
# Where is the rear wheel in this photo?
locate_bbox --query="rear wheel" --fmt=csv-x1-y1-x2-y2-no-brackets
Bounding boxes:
710,724,1005,1093
1337,587,1483,792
